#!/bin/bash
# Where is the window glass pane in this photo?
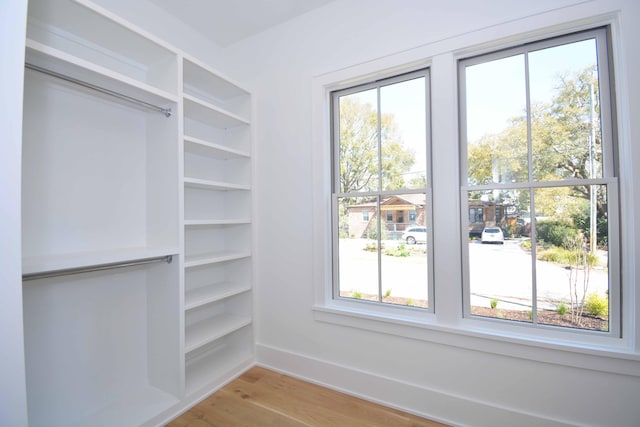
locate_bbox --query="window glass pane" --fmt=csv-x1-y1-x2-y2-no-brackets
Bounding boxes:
380,77,427,189
468,189,533,322
461,28,616,334
381,194,428,308
534,185,609,331
465,55,528,184
338,89,380,193
529,39,603,181
333,69,430,311
337,196,380,302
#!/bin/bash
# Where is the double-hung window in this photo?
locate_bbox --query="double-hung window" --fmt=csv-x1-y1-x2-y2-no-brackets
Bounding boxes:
331,69,433,310
459,27,619,334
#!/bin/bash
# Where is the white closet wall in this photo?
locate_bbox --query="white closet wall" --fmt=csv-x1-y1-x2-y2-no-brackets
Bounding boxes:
20,0,254,425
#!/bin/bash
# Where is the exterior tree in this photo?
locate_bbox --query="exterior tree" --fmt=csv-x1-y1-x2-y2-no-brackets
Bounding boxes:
467,65,606,243
338,96,414,194
468,66,600,180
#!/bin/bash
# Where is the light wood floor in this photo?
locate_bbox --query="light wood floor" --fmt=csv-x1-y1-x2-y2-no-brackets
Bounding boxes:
166,366,449,427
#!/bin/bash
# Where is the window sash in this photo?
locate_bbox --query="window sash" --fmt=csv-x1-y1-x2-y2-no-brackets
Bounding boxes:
330,68,434,310
458,27,620,336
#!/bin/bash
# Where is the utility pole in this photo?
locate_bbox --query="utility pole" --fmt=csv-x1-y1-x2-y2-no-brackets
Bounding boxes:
589,81,597,254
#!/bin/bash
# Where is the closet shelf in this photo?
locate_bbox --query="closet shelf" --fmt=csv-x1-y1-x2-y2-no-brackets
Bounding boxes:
184,95,250,129
184,219,251,226
184,177,250,191
26,39,178,107
75,384,178,427
185,282,251,311
183,56,249,102
185,344,253,397
28,0,178,93
184,252,251,269
22,247,179,278
184,135,250,159
185,313,252,354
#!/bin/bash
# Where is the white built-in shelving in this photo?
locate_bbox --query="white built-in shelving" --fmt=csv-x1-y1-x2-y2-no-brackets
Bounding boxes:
20,0,253,425
181,54,254,396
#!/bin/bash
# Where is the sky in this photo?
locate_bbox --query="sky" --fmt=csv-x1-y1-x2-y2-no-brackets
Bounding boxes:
338,37,598,184
465,38,598,142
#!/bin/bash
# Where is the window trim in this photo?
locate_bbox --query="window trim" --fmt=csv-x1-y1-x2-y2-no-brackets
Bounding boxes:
458,26,621,337
310,9,639,376
329,68,435,312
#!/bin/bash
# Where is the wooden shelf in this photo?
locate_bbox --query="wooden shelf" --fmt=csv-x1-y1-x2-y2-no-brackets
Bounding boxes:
184,177,250,191
185,313,252,354
185,282,251,311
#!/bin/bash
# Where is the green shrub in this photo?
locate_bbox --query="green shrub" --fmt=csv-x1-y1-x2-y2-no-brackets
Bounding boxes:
352,290,363,299
384,289,392,297
538,246,599,267
490,298,499,309
384,243,410,257
584,293,608,317
556,303,568,315
363,241,384,252
536,221,579,248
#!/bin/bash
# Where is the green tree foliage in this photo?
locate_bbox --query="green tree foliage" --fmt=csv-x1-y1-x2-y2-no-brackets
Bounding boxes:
468,65,601,186
467,66,606,242
339,97,414,194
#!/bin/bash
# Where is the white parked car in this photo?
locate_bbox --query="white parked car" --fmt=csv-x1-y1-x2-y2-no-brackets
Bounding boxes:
481,227,504,244
402,227,427,244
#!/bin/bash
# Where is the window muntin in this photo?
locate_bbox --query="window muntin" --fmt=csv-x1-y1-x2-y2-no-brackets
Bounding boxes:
332,69,432,309
460,28,618,334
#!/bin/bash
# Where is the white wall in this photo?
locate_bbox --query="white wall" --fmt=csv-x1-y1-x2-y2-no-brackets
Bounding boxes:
221,1,640,425
0,0,29,425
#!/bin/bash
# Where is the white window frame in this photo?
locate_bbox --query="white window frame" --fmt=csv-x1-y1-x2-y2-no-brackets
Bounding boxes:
459,27,621,337
311,9,639,376
329,68,435,316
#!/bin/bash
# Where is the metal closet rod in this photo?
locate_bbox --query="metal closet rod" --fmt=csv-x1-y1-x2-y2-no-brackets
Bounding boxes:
22,255,173,281
25,63,172,117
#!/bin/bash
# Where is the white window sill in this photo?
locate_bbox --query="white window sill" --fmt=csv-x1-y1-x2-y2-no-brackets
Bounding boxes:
313,303,640,377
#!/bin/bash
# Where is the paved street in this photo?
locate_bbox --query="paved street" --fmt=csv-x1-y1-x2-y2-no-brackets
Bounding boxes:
338,238,609,311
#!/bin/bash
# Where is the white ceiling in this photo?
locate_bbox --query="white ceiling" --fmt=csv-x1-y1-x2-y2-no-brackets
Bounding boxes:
146,0,336,47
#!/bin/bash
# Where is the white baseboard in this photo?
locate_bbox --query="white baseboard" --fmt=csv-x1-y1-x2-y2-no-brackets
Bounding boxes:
256,343,574,427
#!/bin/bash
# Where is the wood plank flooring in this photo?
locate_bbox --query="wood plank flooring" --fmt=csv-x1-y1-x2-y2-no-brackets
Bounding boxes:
166,366,449,427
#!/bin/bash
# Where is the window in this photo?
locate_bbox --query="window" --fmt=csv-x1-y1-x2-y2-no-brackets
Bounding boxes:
362,211,369,222
459,27,619,334
331,69,432,309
